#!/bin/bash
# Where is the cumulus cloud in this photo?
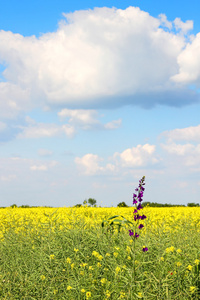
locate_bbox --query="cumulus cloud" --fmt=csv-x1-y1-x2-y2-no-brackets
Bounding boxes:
75,143,159,175
113,144,160,167
58,108,121,130
0,6,199,119
160,124,200,142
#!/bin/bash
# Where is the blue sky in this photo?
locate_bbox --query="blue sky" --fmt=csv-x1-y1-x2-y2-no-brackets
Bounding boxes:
0,0,200,207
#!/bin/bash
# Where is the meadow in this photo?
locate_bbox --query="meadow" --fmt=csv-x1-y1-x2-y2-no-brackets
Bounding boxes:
0,206,200,299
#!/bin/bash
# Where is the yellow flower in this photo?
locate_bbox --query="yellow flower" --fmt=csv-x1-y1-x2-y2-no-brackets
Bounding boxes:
138,292,143,298
86,291,91,298
126,246,131,253
119,291,126,298
160,257,164,261
97,262,101,268
194,259,200,265
89,266,93,270
81,289,85,293
127,256,131,260
53,289,58,294
66,257,71,264
50,254,55,259
74,248,79,252
129,239,133,244
101,278,107,285
115,266,121,274
176,262,182,267
98,255,103,261
166,246,175,253
113,252,118,258
189,286,196,293
105,253,110,257
187,265,193,271
80,263,87,267
40,275,45,280
106,290,111,298
71,263,75,269
67,286,72,290
177,249,182,253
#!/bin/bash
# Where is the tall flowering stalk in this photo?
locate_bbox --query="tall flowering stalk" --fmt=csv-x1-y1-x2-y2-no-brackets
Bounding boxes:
129,176,148,285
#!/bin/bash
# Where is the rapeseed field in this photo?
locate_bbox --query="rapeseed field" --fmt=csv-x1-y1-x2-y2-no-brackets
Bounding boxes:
0,205,200,299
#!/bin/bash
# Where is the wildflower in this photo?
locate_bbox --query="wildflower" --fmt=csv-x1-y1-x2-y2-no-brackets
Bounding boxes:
86,291,92,298
113,252,118,258
176,262,182,267
177,249,182,253
126,246,131,253
138,224,144,229
187,265,193,271
67,286,72,290
194,259,199,265
89,266,93,270
115,266,121,274
105,290,111,298
53,289,58,294
101,278,107,285
50,254,55,259
119,291,126,298
142,246,148,252
40,275,45,280
98,255,103,261
189,286,196,293
160,257,164,261
105,253,110,257
74,248,79,252
127,256,131,260
66,257,71,264
71,263,75,269
97,262,101,268
81,289,85,293
138,292,143,298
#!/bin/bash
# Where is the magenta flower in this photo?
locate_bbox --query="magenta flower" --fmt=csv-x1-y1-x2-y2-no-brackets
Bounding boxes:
142,247,148,252
138,224,144,229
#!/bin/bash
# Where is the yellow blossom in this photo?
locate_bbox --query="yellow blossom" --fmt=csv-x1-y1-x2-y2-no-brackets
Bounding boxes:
50,254,55,259
66,257,71,264
138,292,143,298
115,266,121,274
40,275,45,280
81,289,85,293
160,257,164,261
89,266,93,270
101,278,107,285
86,291,92,298
187,265,193,271
127,256,131,260
105,253,110,257
74,248,79,252
97,262,101,268
194,259,199,265
119,291,126,298
113,252,118,258
106,290,111,298
189,286,196,293
177,249,182,253
176,262,182,267
67,286,72,290
71,263,75,269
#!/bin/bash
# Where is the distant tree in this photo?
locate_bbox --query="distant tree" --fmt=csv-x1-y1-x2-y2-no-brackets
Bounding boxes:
88,198,97,207
75,204,82,207
10,204,17,208
187,202,200,207
117,201,129,207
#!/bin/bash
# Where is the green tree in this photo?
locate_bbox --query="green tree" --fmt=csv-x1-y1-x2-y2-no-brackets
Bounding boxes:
88,198,97,207
117,201,129,207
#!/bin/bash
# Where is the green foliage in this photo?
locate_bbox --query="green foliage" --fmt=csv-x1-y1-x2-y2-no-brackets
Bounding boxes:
101,215,133,234
10,204,17,208
87,198,97,207
74,204,82,207
142,201,186,207
187,203,200,207
117,201,129,207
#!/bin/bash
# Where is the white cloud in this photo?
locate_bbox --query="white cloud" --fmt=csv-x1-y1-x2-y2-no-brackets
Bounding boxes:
171,33,200,84
75,143,159,175
0,6,197,118
113,144,159,167
104,119,122,129
161,142,195,155
75,154,104,175
0,174,16,181
160,124,200,142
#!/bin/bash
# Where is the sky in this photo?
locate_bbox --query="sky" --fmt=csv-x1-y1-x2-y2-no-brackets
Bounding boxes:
0,0,200,207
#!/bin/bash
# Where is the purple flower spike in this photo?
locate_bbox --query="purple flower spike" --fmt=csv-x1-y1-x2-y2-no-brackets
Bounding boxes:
133,199,138,204
133,209,137,213
135,233,139,239
137,203,143,210
141,215,146,220
138,224,144,229
142,247,148,252
129,230,134,236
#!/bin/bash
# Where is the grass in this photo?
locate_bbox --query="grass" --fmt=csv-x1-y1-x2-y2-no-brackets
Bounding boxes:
0,207,200,299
